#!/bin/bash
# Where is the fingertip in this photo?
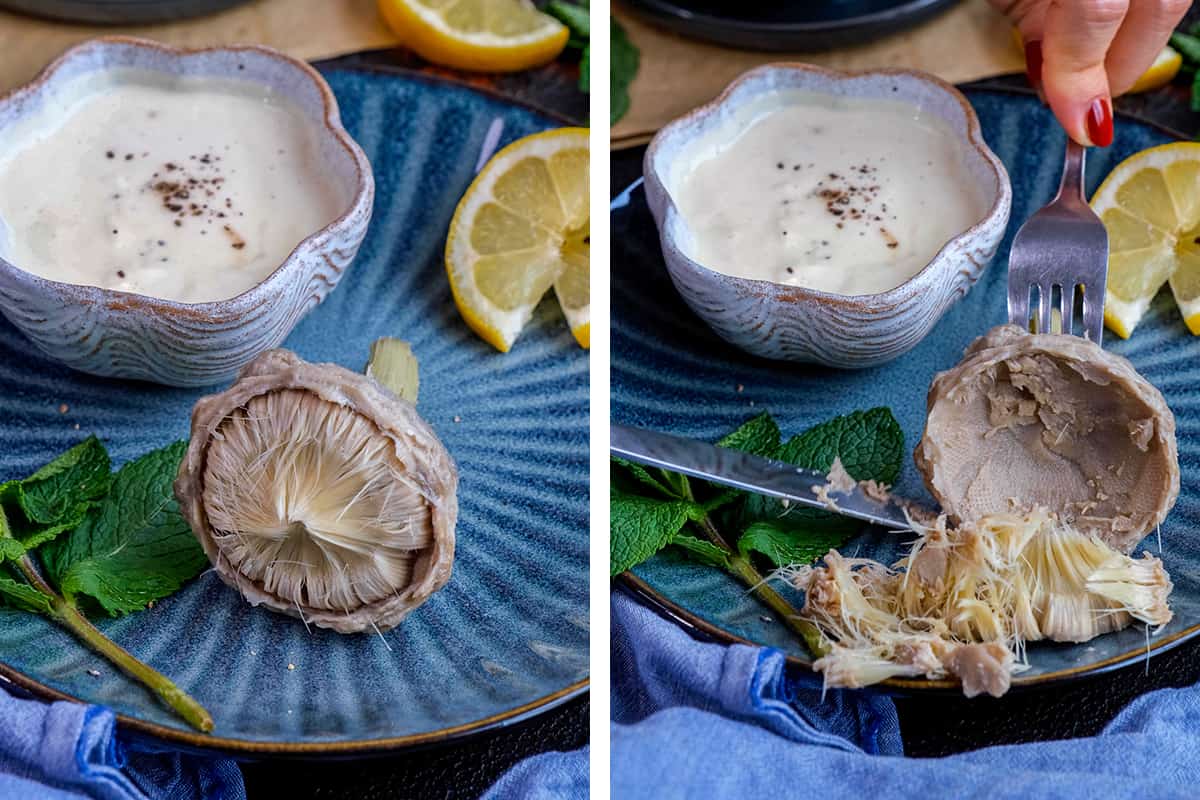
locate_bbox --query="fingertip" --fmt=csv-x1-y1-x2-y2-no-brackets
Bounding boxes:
1040,66,1113,148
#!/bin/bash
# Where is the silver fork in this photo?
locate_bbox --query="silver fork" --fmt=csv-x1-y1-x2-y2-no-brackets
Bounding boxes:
1006,138,1109,342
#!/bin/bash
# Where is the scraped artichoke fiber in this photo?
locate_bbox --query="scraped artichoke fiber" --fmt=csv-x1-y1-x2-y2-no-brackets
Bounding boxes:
793,326,1179,697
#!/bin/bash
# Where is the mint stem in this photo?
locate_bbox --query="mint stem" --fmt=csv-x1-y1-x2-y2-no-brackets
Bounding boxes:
693,514,828,658
13,555,213,732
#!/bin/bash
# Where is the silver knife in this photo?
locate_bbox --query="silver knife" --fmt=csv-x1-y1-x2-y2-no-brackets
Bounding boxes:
611,424,914,531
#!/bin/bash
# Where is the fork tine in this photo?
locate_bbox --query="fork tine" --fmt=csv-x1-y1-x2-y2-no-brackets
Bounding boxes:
1037,284,1054,334
1081,282,1105,344
1008,284,1030,332
1060,284,1076,335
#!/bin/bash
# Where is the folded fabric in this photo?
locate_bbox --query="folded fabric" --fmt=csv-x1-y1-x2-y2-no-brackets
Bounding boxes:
0,686,244,800
611,589,1200,800
480,747,589,799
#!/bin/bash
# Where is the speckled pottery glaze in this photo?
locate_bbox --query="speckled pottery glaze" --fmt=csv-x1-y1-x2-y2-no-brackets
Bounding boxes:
0,67,587,754
614,89,1200,689
643,64,1011,368
0,37,373,387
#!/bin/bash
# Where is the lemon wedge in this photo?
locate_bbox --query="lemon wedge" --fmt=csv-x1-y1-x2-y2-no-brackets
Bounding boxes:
1090,142,1200,337
378,0,569,73
446,127,589,352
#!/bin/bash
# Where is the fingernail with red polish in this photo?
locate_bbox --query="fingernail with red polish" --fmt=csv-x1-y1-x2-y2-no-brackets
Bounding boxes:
1024,40,1043,92
1087,96,1114,147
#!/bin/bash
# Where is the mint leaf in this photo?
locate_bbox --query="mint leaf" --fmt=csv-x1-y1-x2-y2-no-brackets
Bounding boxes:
717,412,781,457
547,1,589,90
776,407,903,484
660,470,691,499
0,437,111,552
742,408,900,533
738,521,852,569
611,17,640,124
40,441,206,616
547,1,589,40
670,533,729,569
19,436,111,523
6,514,89,554
1172,32,1200,65
0,538,25,562
613,458,677,497
611,490,704,575
0,576,52,615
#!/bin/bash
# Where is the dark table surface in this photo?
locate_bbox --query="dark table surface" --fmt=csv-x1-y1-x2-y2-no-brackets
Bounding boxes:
609,59,1200,754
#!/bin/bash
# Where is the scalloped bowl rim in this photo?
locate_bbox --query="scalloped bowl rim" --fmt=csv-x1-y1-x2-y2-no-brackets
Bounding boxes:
644,63,1013,311
0,36,373,321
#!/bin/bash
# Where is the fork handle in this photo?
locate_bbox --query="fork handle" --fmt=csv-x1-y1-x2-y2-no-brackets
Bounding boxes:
1055,138,1087,207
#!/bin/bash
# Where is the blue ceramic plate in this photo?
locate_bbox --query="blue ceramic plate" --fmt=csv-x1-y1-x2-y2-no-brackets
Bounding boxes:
612,88,1200,690
620,0,960,53
0,68,588,752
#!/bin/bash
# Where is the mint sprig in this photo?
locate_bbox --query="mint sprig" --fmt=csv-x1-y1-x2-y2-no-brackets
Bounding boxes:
611,16,640,124
0,439,212,732
609,408,904,656
546,0,590,92
1168,32,1200,112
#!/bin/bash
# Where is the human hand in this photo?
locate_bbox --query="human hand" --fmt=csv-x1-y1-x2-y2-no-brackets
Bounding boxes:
989,0,1190,146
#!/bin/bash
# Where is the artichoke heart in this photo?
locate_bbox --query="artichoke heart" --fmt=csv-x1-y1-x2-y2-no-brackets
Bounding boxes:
175,349,457,633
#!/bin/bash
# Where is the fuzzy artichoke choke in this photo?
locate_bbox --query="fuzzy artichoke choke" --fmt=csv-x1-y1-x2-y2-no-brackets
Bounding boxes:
175,349,457,634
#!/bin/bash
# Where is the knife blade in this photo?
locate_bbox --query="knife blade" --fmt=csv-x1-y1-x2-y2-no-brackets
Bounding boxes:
611,424,914,532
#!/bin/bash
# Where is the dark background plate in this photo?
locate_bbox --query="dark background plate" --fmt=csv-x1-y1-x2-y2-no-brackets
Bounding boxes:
611,87,1200,743
619,0,960,52
0,0,251,24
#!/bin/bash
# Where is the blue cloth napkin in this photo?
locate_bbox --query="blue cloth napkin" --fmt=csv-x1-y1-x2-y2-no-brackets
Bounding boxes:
481,748,588,799
611,589,1200,800
0,686,244,800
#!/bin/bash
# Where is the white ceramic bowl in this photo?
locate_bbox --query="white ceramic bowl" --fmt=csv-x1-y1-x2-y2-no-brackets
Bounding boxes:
644,63,1012,369
0,37,373,387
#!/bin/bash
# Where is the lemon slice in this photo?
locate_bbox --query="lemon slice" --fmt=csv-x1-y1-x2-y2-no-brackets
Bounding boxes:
1091,142,1200,337
446,127,589,352
378,0,569,73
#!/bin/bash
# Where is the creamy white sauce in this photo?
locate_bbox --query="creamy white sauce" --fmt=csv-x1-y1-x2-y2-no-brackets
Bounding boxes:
672,89,986,296
0,69,346,303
